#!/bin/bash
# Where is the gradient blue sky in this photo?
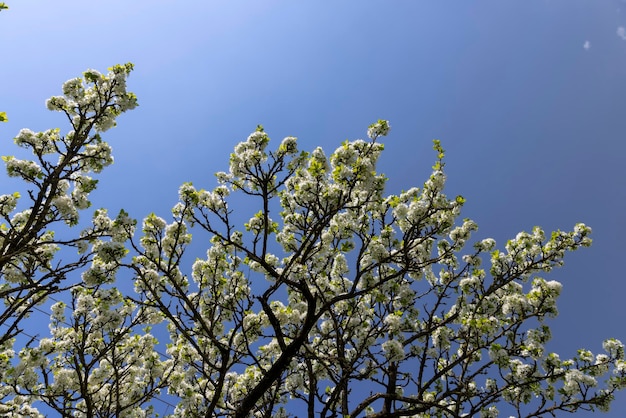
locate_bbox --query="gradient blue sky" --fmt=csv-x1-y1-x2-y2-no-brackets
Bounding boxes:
2,1,626,416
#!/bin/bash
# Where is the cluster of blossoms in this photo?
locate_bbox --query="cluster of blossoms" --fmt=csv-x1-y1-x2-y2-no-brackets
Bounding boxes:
1,64,625,417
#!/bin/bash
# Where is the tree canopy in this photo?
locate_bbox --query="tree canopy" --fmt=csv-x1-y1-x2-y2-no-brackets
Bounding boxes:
1,64,625,417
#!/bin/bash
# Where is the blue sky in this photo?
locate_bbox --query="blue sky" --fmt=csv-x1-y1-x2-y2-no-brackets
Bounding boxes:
2,1,626,416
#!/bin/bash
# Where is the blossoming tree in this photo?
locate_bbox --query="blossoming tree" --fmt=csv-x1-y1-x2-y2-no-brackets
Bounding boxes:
1,65,625,417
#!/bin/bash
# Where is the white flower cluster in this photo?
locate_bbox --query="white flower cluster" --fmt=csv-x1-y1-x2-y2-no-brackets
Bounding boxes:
2,155,42,180
367,119,391,140
0,192,19,216
14,128,59,155
562,369,597,396
46,63,137,133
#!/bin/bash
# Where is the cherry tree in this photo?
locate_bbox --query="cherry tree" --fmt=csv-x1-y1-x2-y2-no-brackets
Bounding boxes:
1,65,625,417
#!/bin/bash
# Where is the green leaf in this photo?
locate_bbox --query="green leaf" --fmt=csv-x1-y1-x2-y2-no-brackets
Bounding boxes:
0,112,7,122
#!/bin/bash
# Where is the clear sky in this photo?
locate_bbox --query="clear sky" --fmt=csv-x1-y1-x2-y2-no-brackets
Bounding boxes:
1,1,626,416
